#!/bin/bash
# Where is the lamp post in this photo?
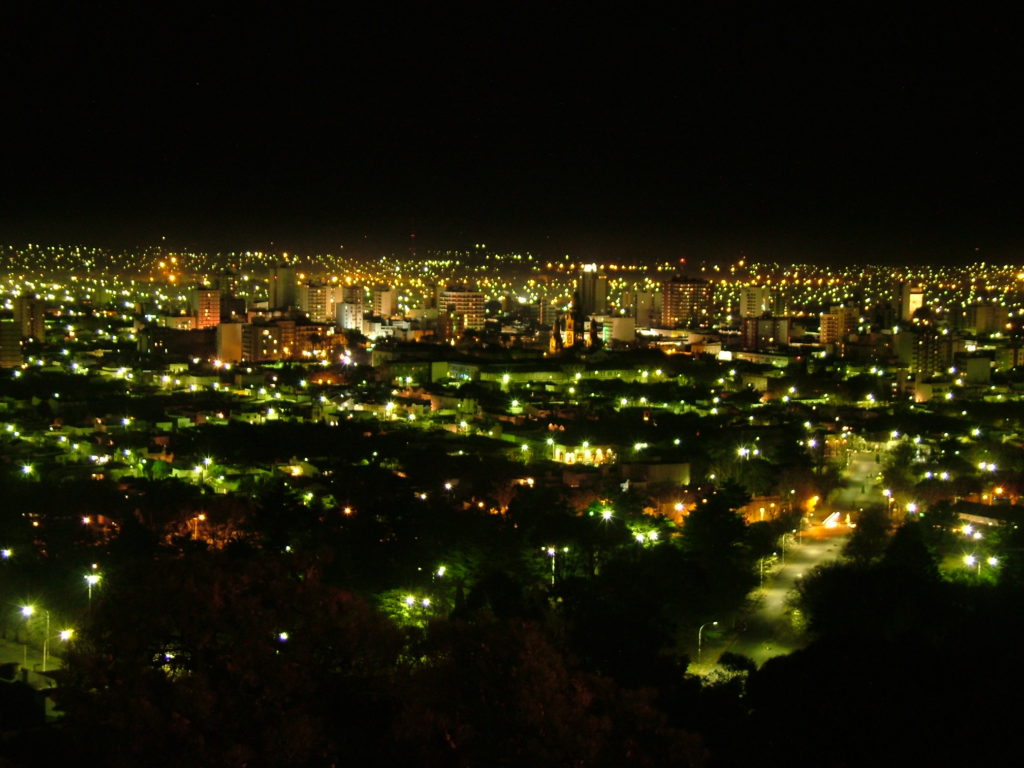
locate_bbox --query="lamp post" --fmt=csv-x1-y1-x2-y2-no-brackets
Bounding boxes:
543,546,569,585
965,554,999,575
697,620,718,663
85,572,101,605
20,606,49,671
42,610,50,672
19,606,32,669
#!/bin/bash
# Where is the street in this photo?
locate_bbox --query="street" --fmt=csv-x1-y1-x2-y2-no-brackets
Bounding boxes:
702,525,848,669
697,450,883,670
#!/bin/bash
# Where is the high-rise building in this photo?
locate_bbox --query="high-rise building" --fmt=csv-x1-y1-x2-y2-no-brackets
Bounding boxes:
0,321,22,367
298,282,326,322
830,305,861,333
372,285,397,317
739,286,771,318
742,316,791,350
298,282,345,323
268,265,298,309
620,290,659,327
336,302,365,332
819,312,844,345
13,296,45,339
539,297,563,327
439,285,485,331
899,283,924,322
190,288,221,329
661,277,713,328
895,328,943,376
242,322,283,362
577,265,608,316
770,289,789,317
966,304,1010,335
342,284,365,304
216,322,244,363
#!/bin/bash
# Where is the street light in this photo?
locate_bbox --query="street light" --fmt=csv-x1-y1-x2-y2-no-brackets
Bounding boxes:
543,546,569,585
19,606,33,668
697,620,718,664
42,610,50,672
965,554,1000,575
85,572,102,604
190,513,206,540
20,606,50,671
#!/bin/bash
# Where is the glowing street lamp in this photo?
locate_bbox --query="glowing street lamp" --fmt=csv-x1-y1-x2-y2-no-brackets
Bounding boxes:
20,606,50,671
85,572,102,604
19,606,33,668
543,546,569,585
698,620,718,663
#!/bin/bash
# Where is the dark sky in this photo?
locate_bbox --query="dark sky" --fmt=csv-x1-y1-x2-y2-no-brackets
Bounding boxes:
2,5,1022,263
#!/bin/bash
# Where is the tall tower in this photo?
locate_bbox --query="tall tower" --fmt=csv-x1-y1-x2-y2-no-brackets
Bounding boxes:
739,286,770,318
438,284,485,330
13,296,45,339
661,276,713,328
372,285,397,317
0,322,22,367
899,283,924,322
268,265,298,309
578,265,608,316
190,288,221,329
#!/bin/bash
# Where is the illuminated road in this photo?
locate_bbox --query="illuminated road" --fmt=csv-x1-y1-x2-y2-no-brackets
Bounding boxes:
698,452,888,670
830,450,886,515
700,525,849,670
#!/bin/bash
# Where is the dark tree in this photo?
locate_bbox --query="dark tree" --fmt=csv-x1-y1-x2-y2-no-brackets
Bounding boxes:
842,505,891,564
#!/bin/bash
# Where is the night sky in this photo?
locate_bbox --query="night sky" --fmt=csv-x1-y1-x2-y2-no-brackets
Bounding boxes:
2,5,1022,263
